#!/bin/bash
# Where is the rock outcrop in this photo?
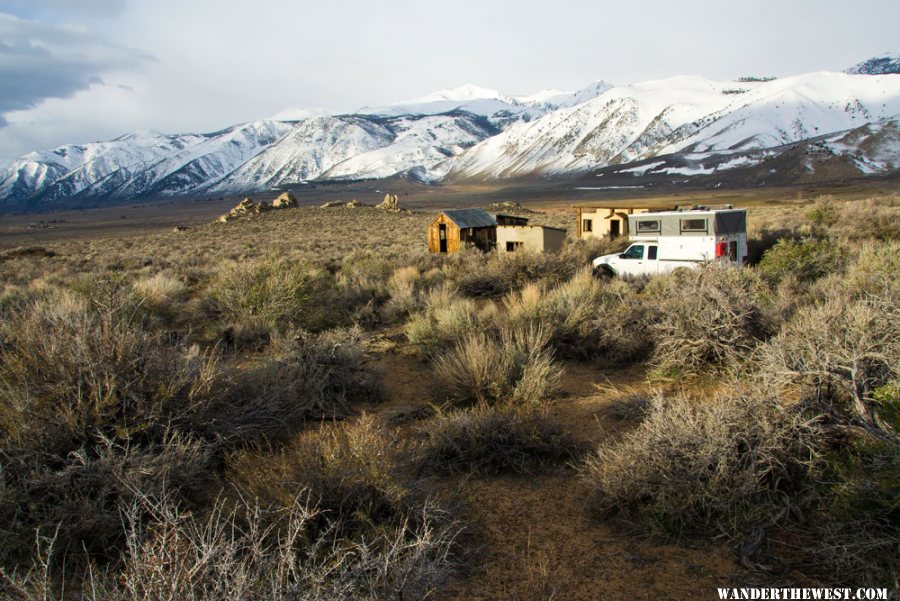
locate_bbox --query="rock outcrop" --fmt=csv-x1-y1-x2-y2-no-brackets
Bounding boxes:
376,193,409,212
216,194,297,223
273,192,297,208
376,193,399,211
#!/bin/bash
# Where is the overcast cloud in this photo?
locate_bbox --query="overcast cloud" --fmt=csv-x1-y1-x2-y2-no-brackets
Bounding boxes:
0,0,897,159
0,13,147,126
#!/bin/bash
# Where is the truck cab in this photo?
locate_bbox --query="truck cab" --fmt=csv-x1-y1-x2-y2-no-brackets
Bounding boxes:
592,243,660,277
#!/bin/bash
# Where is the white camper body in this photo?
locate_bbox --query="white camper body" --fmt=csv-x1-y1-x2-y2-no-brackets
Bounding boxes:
591,208,747,277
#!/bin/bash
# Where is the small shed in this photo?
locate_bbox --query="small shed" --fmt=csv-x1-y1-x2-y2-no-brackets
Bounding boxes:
428,208,498,254
497,224,567,253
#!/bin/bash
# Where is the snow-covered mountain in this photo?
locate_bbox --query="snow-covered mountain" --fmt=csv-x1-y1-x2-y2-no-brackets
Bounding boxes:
1,60,899,210
0,121,292,207
354,81,613,128
845,53,900,75
448,72,900,180
210,112,498,192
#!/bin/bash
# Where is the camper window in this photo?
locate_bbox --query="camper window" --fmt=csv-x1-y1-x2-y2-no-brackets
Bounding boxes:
680,218,708,233
636,220,660,233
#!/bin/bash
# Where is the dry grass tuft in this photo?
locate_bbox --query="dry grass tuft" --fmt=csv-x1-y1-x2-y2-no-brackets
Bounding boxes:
227,415,422,538
404,284,479,350
433,326,561,407
413,405,580,477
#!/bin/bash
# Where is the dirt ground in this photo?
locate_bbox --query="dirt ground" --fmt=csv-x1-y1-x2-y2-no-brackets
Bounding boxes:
363,346,744,600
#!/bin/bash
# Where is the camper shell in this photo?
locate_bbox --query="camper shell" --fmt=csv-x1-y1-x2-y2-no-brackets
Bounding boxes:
592,206,747,277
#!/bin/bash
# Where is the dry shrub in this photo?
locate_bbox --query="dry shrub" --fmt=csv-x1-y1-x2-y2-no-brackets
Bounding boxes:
433,326,561,407
208,257,332,330
751,272,899,585
381,265,443,322
227,416,419,538
132,272,187,307
0,433,214,566
0,291,218,454
756,298,899,433
383,265,422,319
606,392,653,423
779,428,899,587
453,250,579,298
217,327,380,442
413,406,580,476
758,237,846,285
825,196,900,242
841,241,900,304
647,264,773,376
582,393,822,537
501,269,652,362
404,285,479,350
8,493,460,601
0,289,222,566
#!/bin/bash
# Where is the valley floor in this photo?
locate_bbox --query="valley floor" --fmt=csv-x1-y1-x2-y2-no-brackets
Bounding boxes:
1,187,895,599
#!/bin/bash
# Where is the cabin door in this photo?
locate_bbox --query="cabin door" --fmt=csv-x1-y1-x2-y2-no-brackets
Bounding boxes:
610,220,620,238
439,224,448,253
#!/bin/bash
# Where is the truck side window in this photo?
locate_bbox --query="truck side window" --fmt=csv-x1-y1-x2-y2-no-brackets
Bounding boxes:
623,245,644,259
680,218,707,233
648,245,657,260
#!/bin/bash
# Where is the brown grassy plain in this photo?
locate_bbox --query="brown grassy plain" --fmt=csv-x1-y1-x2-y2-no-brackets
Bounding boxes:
0,184,897,599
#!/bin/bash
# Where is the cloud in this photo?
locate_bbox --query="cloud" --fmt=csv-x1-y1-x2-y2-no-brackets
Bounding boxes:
0,0,126,19
0,13,148,123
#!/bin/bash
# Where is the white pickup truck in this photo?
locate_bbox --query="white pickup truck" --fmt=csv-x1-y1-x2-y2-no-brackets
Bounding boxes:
592,207,747,277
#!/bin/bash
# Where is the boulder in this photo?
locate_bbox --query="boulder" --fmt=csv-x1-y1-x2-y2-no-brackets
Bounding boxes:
320,200,343,208
273,192,298,208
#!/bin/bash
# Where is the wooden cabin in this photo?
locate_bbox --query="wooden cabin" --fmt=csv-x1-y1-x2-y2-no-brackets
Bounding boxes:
428,209,498,254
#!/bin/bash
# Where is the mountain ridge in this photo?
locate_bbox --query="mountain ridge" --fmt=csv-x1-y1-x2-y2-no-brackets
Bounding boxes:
2,58,898,210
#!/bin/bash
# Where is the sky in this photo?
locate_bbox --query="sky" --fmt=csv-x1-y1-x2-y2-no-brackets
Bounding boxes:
0,0,897,161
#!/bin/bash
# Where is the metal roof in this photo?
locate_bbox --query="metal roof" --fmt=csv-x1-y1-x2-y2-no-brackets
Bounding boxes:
442,208,498,229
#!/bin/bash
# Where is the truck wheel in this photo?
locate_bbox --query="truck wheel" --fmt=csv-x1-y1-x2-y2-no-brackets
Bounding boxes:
593,265,615,279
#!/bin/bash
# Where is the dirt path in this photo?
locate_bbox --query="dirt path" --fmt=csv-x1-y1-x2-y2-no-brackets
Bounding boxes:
365,351,745,600
439,474,739,601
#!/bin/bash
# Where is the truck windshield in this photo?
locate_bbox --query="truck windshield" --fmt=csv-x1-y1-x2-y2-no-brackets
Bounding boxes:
622,245,644,259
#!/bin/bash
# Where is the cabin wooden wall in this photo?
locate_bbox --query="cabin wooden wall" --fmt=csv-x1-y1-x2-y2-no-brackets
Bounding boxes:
427,213,461,253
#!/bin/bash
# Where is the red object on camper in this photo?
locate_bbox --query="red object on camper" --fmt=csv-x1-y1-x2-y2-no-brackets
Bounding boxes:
715,241,727,257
